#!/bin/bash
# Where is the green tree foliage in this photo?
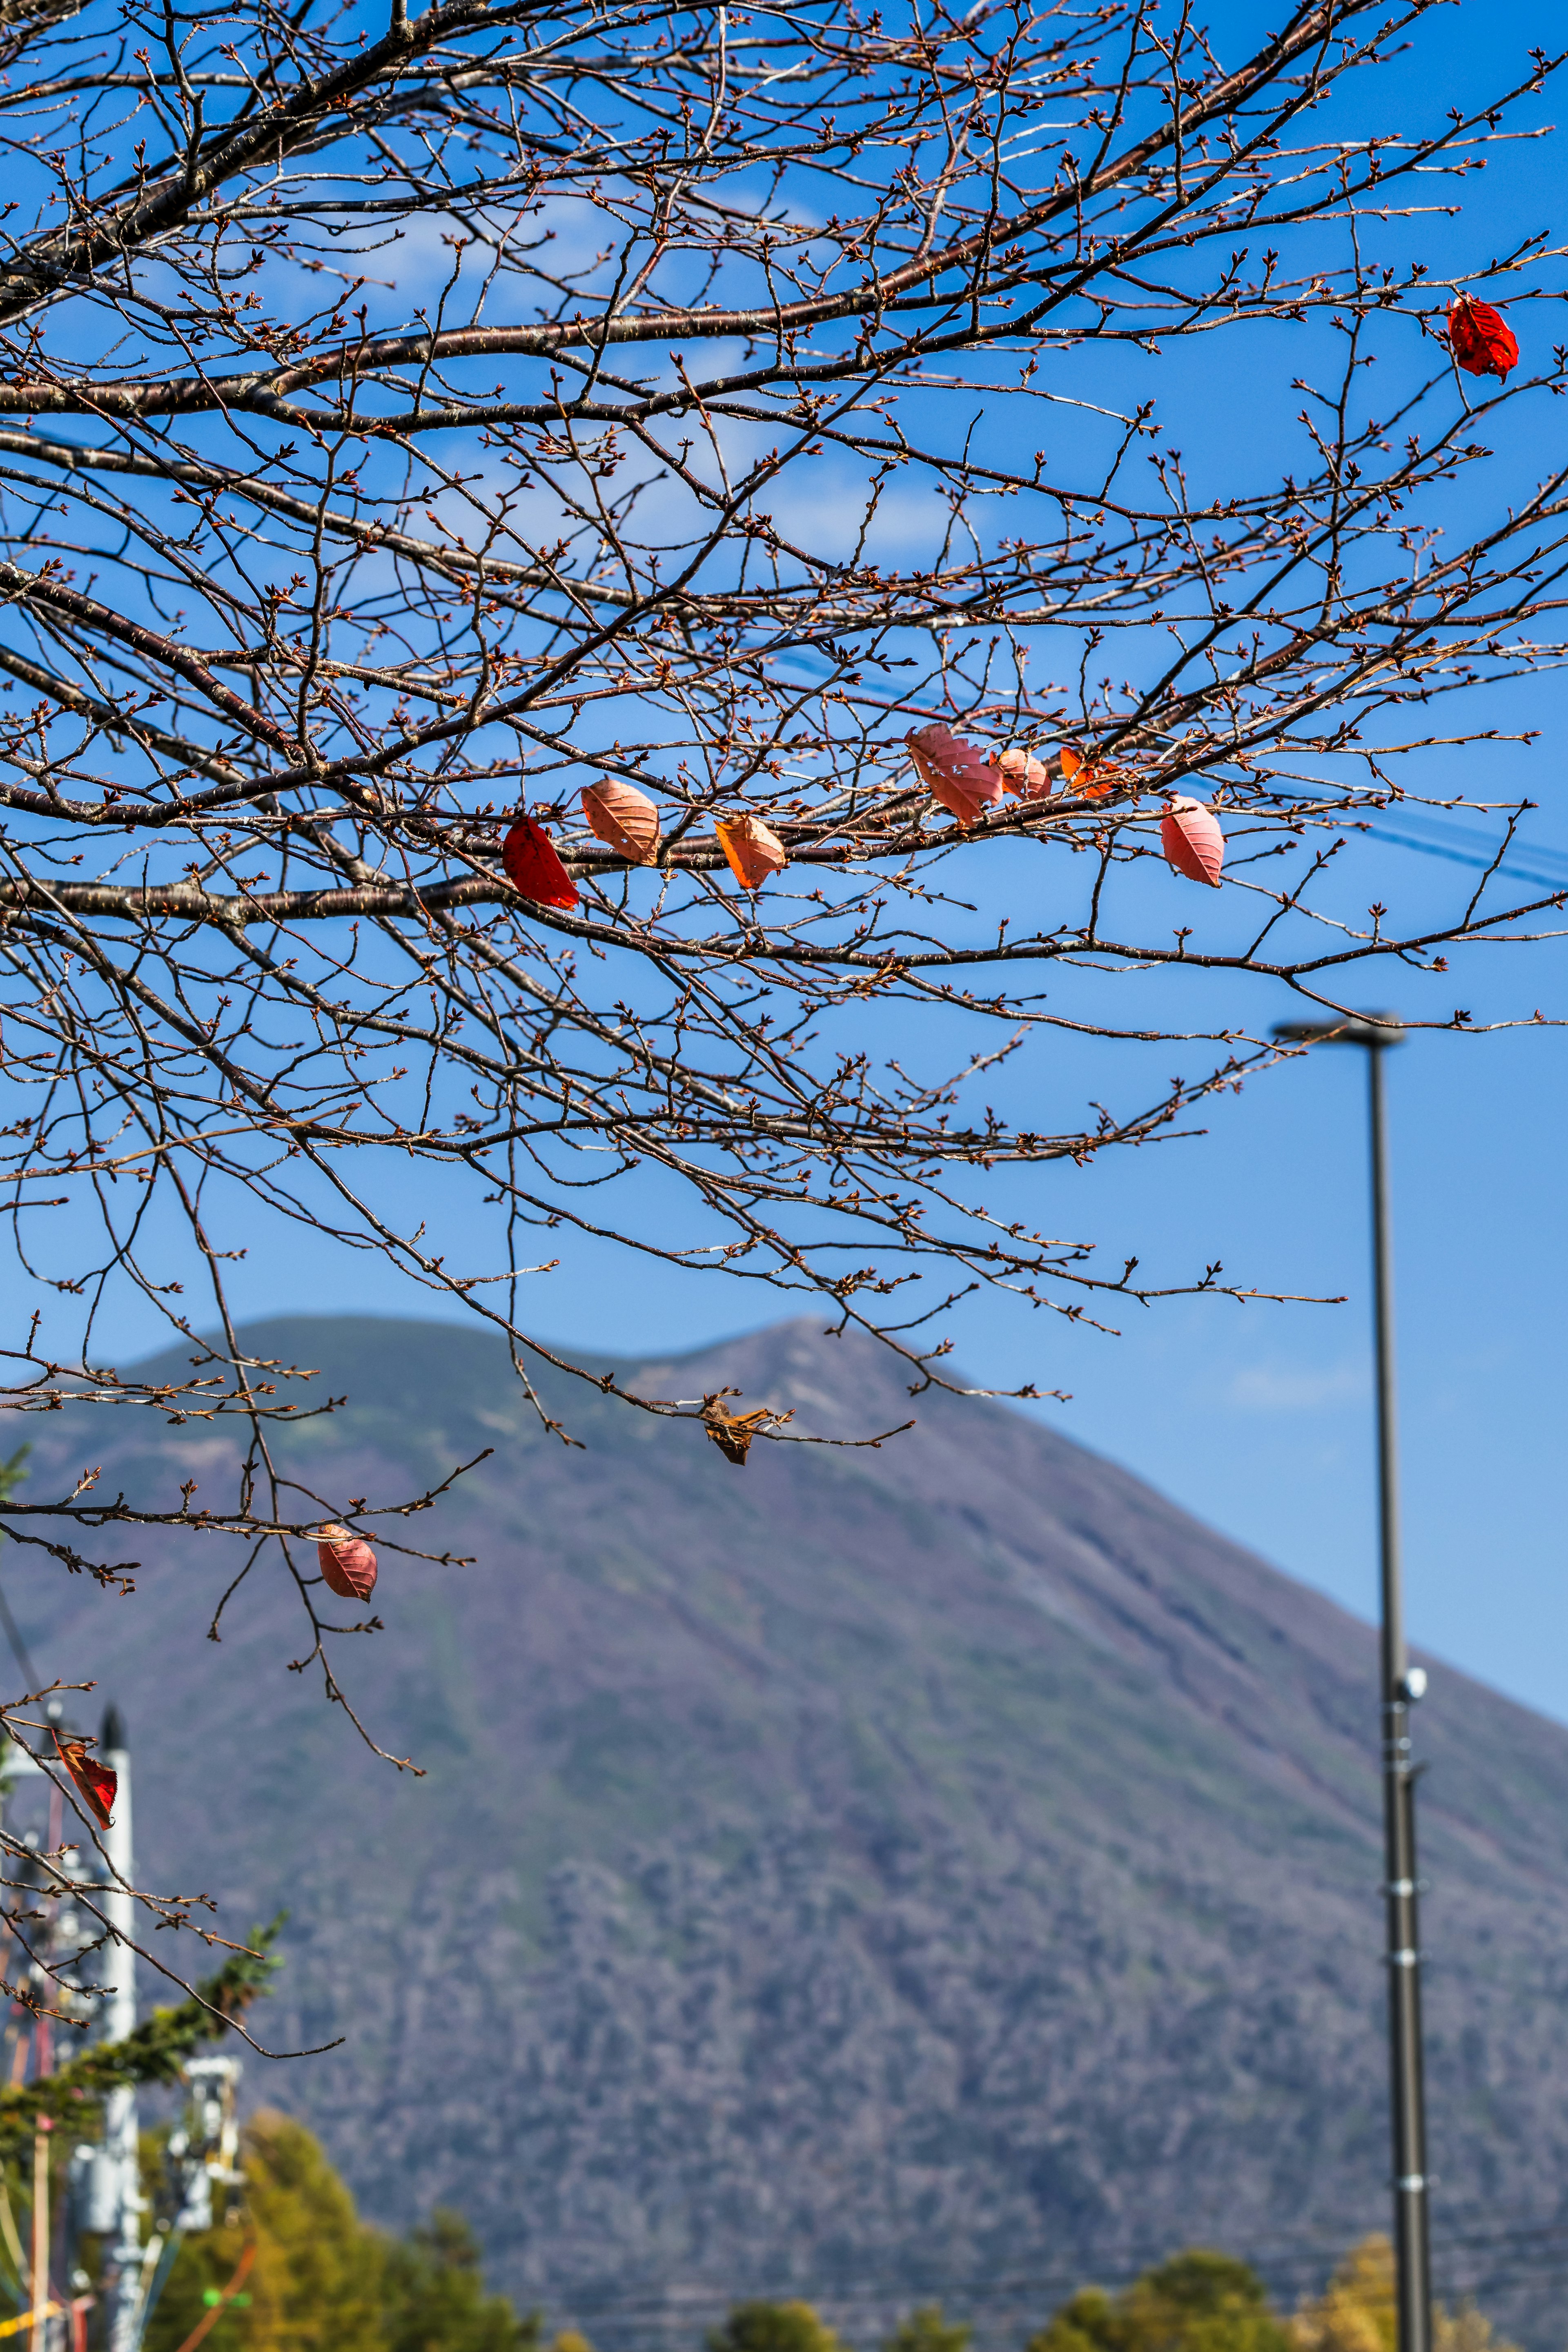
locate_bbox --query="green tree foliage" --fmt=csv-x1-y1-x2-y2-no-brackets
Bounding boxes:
883,2310,972,2352
1029,2252,1291,2352
710,2303,846,2352
0,1923,282,2330
381,2209,541,2352
147,2110,383,2352
0,1925,282,2160
145,2114,538,2352
1032,2240,1521,2352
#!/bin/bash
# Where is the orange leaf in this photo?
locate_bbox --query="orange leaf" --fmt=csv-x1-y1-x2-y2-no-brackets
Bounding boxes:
715,814,787,891
702,1394,789,1465
51,1731,116,1831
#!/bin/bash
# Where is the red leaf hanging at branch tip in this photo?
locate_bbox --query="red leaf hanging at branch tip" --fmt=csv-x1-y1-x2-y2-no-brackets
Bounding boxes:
50,1728,116,1830
904,723,1004,826
1446,295,1518,380
317,1522,379,1601
502,816,579,909
1161,795,1226,887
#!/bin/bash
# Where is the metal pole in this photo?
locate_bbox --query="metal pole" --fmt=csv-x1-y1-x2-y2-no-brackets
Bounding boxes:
98,1707,142,2352
29,2120,49,2352
1274,1014,1432,2352
1366,1042,1431,2352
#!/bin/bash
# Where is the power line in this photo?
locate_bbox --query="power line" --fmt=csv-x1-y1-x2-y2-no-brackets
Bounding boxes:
0,1578,39,1695
532,2205,1568,2325
1363,817,1568,892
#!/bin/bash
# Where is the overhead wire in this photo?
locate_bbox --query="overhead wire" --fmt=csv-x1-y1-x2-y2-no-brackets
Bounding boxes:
0,1588,39,1699
539,2201,1568,2325
527,2162,1568,2334
1361,808,1568,891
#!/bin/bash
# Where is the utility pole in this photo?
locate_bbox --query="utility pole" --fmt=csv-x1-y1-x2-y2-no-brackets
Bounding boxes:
1274,1014,1431,2352
96,1706,143,2352
57,1703,245,2352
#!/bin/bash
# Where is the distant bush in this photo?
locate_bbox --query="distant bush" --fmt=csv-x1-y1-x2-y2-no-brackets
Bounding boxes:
1025,2237,1519,2352
381,2206,543,2352
1028,2251,1292,2352
883,2308,973,2352
709,2303,848,2352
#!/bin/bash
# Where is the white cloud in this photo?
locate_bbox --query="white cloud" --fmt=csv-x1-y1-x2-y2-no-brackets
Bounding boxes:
1227,1360,1369,1412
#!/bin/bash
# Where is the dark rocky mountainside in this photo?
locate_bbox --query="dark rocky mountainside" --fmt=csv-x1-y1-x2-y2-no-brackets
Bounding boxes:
7,1317,1568,2348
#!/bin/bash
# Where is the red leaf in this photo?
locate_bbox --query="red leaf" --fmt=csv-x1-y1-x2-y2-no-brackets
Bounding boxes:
501,818,579,909
316,1523,379,1601
1447,296,1518,381
1161,796,1226,888
51,1730,116,1831
904,723,1003,827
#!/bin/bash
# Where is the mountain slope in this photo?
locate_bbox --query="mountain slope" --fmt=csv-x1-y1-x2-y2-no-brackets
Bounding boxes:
6,1317,1566,2347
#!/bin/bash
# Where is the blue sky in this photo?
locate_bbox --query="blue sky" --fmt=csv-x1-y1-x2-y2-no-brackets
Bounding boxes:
25,0,1568,1726
147,944,1568,1726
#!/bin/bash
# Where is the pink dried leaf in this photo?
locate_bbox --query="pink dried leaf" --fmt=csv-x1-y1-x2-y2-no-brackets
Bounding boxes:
1160,796,1225,888
317,1521,379,1601
999,747,1051,800
905,723,1004,827
581,778,662,864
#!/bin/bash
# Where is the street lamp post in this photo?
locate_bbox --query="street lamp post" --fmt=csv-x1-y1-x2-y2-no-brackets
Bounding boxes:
1273,1013,1431,2352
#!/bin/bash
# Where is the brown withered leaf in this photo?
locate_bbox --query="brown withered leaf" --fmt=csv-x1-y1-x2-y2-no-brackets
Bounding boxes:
701,1394,792,1466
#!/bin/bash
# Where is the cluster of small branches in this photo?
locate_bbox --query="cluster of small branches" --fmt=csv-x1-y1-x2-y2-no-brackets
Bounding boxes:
0,0,1563,1744
0,1902,282,2140
0,1675,307,2049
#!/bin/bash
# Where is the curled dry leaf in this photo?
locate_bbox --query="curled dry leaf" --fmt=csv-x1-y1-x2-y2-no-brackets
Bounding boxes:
702,1395,791,1465
502,817,579,909
1161,796,1226,887
317,1522,379,1601
1447,295,1518,381
904,723,1004,826
1018,741,1118,800
50,1728,116,1831
715,813,788,891
999,747,1051,799
581,777,662,863
1075,751,1126,802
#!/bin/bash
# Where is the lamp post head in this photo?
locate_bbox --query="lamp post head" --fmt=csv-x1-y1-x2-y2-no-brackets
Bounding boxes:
1273,1013,1406,1049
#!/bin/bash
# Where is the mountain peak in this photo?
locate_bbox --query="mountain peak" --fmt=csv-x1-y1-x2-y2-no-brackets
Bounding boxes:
15,1314,1568,2348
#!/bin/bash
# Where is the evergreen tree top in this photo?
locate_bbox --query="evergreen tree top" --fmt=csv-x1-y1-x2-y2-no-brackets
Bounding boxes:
0,1918,282,2158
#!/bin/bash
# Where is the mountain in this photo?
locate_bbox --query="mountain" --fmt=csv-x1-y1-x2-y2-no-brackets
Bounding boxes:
5,1316,1568,2350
